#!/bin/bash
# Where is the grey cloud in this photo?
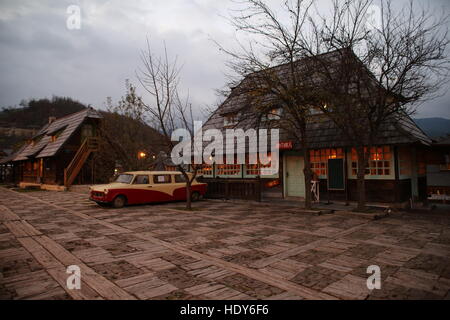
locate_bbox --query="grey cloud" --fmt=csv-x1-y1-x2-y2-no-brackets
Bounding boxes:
0,0,449,120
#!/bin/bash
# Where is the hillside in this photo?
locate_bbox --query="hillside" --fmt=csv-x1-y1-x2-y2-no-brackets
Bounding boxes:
0,97,87,129
0,97,163,154
414,117,450,139
0,97,88,151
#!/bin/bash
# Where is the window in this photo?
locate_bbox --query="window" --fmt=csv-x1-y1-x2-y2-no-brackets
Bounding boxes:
153,174,171,184
133,175,149,184
310,103,329,115
351,146,391,176
198,164,213,176
245,153,278,177
164,166,177,171
216,164,241,176
174,174,187,183
115,174,133,184
223,113,238,127
30,136,43,146
310,149,344,177
266,108,281,120
49,129,64,143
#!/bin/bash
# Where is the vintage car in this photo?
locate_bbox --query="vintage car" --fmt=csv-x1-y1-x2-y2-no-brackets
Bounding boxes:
89,171,207,208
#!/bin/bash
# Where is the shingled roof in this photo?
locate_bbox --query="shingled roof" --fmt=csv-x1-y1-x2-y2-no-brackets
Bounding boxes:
2,108,101,163
202,50,432,151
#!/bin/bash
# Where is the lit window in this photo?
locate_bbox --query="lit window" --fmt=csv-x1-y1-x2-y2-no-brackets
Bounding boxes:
216,163,241,176
351,146,391,176
164,166,177,171
245,153,276,176
309,149,343,177
198,164,213,176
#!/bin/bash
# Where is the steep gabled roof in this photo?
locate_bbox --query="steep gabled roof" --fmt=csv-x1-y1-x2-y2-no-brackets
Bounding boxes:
203,49,432,150
4,108,101,163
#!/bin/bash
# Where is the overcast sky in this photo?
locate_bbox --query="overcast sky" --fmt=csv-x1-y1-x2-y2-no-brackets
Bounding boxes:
0,0,449,120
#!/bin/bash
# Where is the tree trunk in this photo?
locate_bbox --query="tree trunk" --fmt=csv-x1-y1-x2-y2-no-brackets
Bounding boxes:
356,146,366,211
301,125,312,210
185,181,192,210
303,147,312,210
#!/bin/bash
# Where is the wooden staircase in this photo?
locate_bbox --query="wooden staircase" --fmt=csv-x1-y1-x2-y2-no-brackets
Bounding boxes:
64,137,99,188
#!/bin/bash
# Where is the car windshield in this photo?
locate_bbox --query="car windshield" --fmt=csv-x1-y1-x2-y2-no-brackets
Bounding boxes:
114,174,134,184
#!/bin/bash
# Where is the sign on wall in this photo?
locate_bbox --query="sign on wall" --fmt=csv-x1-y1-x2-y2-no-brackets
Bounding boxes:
277,141,293,150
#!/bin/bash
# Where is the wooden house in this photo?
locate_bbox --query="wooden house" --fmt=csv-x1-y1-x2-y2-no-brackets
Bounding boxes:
0,108,101,190
198,52,433,204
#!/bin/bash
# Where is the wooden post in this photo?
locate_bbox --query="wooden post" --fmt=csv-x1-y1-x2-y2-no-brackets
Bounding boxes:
344,147,349,205
411,147,419,200
225,180,229,200
257,176,262,202
91,156,94,184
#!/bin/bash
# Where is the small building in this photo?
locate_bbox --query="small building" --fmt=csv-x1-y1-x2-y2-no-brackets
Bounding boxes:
425,136,450,202
0,108,101,190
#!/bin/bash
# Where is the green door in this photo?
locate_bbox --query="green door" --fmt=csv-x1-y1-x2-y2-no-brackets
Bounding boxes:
286,156,305,197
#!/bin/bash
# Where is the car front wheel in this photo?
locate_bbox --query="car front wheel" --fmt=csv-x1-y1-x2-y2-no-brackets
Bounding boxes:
112,195,126,208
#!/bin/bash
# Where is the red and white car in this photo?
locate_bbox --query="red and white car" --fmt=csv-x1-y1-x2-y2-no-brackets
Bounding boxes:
89,171,207,208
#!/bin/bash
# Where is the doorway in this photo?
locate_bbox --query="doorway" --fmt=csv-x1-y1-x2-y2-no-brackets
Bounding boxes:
285,155,305,197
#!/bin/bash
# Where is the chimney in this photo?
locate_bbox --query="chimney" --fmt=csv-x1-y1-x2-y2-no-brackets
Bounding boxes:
48,116,56,124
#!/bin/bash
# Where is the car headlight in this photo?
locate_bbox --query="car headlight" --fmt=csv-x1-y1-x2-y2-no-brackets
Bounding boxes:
104,189,109,195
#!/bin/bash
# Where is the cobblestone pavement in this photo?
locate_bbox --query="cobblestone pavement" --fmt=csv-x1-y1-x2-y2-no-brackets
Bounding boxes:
1,187,449,300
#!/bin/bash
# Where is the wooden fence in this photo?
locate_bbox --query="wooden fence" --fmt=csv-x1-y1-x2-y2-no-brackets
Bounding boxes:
199,178,262,201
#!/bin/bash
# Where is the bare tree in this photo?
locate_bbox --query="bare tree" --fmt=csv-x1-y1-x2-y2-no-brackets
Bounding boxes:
137,40,202,210
94,81,165,182
217,0,319,209
219,0,449,210
292,0,450,210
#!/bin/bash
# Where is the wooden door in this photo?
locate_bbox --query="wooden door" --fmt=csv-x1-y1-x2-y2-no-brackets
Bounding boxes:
286,156,305,197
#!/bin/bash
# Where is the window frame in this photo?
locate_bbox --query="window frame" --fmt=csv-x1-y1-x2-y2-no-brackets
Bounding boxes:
174,174,187,183
310,148,344,179
132,175,150,185
152,174,172,184
349,146,393,179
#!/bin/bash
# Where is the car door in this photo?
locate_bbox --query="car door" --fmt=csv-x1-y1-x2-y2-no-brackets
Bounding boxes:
173,174,188,200
130,174,151,204
150,174,174,202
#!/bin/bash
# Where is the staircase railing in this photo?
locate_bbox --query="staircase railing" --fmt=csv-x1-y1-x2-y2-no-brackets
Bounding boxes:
64,137,99,188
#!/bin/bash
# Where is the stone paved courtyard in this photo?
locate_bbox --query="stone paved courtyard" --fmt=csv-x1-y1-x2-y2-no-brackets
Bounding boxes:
1,187,449,300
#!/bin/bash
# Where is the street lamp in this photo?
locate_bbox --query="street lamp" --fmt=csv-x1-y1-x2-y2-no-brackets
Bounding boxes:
138,151,147,160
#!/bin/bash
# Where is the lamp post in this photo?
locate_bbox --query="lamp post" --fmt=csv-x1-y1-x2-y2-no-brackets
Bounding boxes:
137,151,147,160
